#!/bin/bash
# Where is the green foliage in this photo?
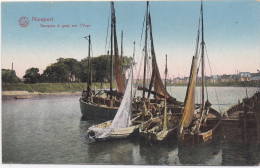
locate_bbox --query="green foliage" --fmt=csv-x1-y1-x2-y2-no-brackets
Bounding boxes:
23,67,41,84
41,58,81,83
2,82,114,93
2,69,21,83
40,55,132,83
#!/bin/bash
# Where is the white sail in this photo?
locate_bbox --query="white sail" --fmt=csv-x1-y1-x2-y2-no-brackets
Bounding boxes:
88,67,133,139
110,70,132,128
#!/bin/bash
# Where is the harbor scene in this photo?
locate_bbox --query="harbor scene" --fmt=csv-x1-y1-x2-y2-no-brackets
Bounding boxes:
1,0,260,167
2,87,260,165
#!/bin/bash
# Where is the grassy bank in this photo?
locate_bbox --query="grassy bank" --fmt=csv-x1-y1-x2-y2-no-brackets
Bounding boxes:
3,81,259,93
2,83,117,93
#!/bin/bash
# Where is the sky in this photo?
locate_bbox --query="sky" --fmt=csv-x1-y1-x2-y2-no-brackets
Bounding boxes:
1,0,260,79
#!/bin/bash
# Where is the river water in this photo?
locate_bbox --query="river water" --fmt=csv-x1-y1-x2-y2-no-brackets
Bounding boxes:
2,86,260,165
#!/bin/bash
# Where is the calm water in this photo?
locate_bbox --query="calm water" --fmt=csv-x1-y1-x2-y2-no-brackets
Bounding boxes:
2,87,260,165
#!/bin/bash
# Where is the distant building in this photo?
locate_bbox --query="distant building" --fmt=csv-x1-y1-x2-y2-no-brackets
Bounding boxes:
239,72,251,81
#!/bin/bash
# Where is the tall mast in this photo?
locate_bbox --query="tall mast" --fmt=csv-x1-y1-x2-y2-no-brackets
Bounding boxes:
165,54,168,89
84,35,91,91
88,35,91,88
110,2,114,107
142,1,149,100
133,42,136,61
201,0,205,111
121,30,123,60
163,54,168,130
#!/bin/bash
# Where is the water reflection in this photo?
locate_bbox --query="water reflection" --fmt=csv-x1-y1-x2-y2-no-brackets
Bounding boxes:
2,92,260,165
222,140,260,166
139,139,179,165
79,117,260,166
178,138,222,165
87,139,137,164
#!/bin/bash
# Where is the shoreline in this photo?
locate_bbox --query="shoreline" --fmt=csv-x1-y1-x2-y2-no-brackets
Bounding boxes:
2,91,82,100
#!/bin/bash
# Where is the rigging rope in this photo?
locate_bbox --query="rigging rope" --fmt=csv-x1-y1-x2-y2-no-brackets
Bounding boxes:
147,39,152,87
105,10,110,55
196,44,202,105
205,44,221,113
205,71,209,100
139,14,146,48
133,48,145,98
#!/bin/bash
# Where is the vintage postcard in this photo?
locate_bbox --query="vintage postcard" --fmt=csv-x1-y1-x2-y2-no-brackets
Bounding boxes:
1,0,260,167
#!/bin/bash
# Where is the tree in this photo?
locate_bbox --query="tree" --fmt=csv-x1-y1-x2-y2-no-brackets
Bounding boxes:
2,69,21,83
23,67,41,84
42,63,69,83
40,56,132,83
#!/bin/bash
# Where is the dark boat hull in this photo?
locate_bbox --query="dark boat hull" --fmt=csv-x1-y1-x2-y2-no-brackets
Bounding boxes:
180,119,221,146
180,108,222,146
79,98,118,120
222,92,260,143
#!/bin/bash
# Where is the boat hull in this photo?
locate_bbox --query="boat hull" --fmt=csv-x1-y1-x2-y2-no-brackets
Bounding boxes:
106,125,139,140
88,113,153,141
180,119,221,146
139,115,179,142
222,92,260,143
180,108,221,146
79,98,118,120
153,126,178,141
88,123,139,141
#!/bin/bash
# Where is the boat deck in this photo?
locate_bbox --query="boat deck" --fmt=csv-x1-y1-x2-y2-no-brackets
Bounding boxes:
228,111,255,119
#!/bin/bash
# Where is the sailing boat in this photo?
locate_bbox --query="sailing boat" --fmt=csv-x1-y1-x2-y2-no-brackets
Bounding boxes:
136,1,181,114
80,2,127,120
139,55,180,141
87,48,152,141
138,2,181,141
178,0,221,146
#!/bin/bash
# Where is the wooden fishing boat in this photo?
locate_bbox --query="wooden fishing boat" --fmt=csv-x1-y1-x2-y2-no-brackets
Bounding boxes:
88,112,152,141
179,0,221,146
80,2,126,120
87,42,153,141
134,1,181,112
140,113,180,141
222,91,260,143
15,95,31,99
138,2,182,142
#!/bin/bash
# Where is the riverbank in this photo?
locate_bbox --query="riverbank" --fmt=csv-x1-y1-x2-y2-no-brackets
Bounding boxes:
2,83,117,93
2,90,82,100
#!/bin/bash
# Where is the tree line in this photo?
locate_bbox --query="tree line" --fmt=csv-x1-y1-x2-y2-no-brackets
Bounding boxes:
2,55,132,84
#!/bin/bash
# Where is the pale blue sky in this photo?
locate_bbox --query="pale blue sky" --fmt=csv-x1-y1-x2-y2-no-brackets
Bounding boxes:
1,1,260,78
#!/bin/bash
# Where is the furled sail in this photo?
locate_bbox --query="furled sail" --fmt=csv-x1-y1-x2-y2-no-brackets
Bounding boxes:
180,56,198,130
180,17,200,132
148,13,171,100
111,2,126,94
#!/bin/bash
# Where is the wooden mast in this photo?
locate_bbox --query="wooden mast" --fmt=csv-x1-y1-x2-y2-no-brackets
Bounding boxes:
163,54,168,130
88,35,92,91
201,0,205,112
165,54,167,89
110,1,114,107
112,2,126,94
197,0,207,130
84,35,92,94
121,30,123,61
142,1,149,100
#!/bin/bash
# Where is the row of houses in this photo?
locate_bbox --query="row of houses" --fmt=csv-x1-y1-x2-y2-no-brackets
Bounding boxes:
172,71,260,84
